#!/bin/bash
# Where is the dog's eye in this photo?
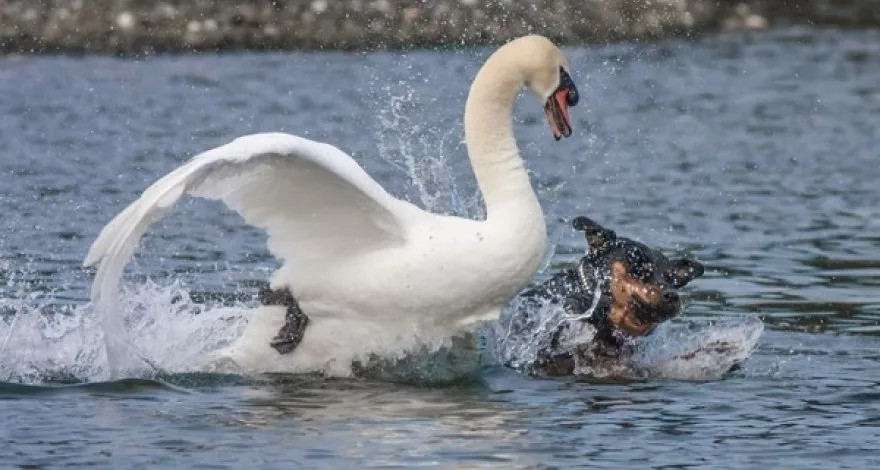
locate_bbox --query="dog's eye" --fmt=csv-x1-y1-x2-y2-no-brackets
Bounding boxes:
625,250,654,280
664,267,692,288
633,262,654,281
664,271,683,288
627,258,654,281
663,259,704,288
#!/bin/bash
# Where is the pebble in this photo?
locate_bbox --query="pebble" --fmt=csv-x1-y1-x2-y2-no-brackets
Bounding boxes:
115,11,134,31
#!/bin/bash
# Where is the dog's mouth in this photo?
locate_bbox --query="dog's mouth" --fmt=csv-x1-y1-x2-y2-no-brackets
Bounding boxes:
609,301,656,337
632,294,681,325
606,262,684,337
630,297,655,326
604,297,681,338
631,296,681,336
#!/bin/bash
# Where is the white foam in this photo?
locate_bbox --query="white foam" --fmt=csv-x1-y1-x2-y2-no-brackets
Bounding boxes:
630,314,764,381
0,280,249,384
492,293,765,381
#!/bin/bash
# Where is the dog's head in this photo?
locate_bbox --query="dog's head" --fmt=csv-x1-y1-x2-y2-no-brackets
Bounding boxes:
568,216,704,342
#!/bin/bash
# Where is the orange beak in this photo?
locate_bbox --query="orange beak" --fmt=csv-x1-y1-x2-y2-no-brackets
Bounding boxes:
544,68,579,140
545,88,573,140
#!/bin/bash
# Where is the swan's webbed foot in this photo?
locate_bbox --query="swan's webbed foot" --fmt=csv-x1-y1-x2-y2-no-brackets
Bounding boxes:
259,286,310,355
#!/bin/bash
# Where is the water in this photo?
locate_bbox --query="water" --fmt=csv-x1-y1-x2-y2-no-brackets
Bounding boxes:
1,26,879,468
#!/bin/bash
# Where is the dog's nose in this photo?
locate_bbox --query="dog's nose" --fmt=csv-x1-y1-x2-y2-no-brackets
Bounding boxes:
662,290,680,304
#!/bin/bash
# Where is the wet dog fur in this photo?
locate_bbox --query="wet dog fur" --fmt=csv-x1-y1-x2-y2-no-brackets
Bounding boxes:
506,216,704,377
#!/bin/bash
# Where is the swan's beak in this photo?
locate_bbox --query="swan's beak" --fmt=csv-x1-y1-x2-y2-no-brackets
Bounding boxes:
544,68,579,140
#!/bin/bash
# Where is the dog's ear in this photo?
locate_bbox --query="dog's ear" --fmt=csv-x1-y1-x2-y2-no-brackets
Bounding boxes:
571,216,616,252
664,259,705,288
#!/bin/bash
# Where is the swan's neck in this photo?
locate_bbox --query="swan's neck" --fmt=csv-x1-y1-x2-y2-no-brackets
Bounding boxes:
464,58,541,223
462,55,547,288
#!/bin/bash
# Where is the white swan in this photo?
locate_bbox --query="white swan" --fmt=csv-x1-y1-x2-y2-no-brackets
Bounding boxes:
84,35,579,376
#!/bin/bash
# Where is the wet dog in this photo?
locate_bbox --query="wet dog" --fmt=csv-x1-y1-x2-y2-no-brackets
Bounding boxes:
503,216,704,377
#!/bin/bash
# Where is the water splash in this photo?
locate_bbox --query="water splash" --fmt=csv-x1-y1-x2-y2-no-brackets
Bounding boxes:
0,278,248,384
492,288,597,372
1,263,485,385
630,315,764,381
492,292,764,381
372,76,481,219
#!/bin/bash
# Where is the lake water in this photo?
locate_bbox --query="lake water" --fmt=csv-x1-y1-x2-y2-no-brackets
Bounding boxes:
1,26,878,468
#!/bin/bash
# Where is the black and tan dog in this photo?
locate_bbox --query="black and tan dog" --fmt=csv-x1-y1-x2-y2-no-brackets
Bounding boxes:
504,216,704,376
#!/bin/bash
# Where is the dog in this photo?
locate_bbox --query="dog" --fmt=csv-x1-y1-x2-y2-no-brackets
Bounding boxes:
501,216,704,377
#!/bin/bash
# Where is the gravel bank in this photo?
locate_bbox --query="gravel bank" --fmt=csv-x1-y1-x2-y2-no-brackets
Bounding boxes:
0,1,877,54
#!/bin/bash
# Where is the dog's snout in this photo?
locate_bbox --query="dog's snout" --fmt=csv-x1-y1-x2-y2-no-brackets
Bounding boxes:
662,290,679,304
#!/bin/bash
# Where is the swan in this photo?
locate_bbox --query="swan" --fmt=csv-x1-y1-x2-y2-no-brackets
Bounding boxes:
84,35,580,376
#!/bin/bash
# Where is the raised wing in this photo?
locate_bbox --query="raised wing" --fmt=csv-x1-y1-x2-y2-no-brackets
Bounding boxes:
84,132,406,306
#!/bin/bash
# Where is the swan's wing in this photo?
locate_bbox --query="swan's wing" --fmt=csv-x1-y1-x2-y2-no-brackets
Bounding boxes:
84,132,406,305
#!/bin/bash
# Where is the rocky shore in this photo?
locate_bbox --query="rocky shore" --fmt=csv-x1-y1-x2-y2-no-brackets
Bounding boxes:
0,0,878,55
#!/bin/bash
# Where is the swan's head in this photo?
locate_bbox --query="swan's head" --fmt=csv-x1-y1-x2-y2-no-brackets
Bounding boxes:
506,35,580,140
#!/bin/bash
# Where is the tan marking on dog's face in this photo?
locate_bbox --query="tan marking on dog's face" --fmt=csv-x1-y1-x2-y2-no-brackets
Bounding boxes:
608,261,665,336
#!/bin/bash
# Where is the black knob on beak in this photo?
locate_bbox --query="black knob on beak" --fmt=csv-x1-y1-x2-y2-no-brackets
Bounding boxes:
559,68,579,106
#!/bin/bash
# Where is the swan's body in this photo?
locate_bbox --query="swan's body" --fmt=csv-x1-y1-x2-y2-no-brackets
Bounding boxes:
84,35,578,375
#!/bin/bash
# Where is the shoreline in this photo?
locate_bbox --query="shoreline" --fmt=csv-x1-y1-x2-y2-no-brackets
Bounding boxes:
0,1,877,55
